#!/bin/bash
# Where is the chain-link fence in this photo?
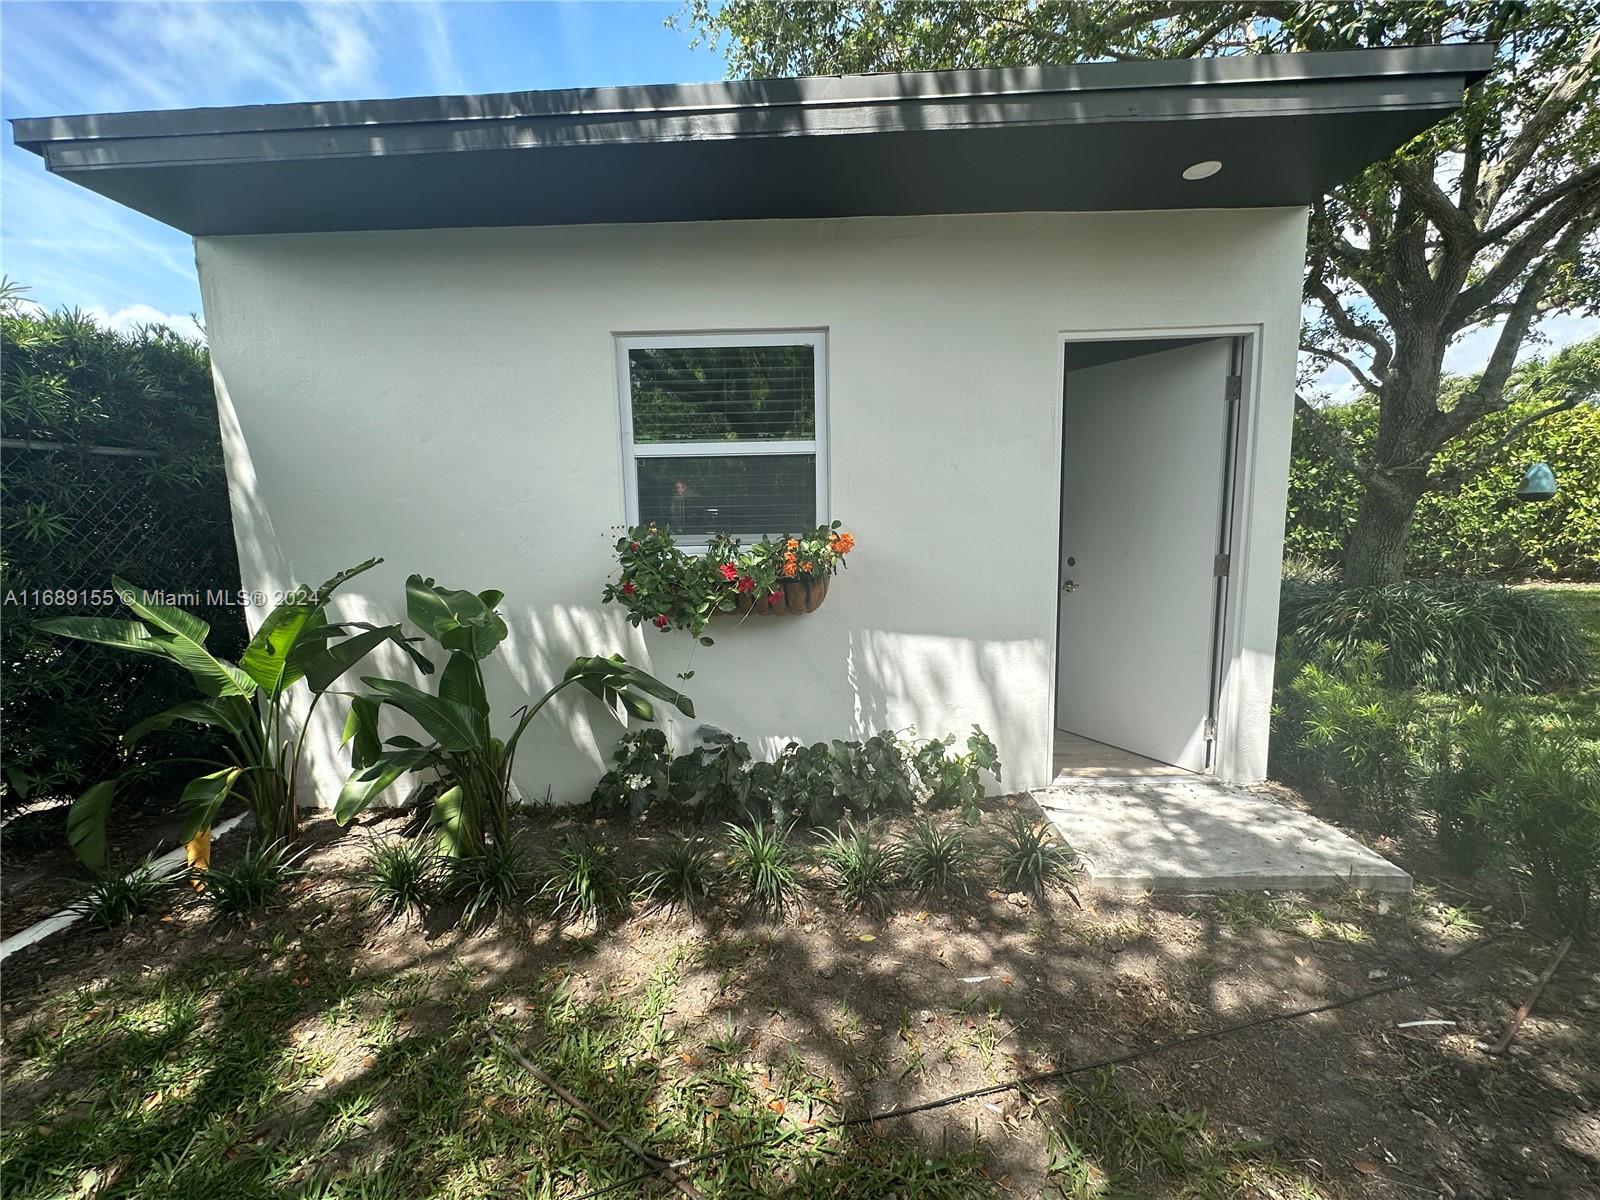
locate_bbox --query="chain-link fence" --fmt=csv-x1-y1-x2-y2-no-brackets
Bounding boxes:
1,301,245,821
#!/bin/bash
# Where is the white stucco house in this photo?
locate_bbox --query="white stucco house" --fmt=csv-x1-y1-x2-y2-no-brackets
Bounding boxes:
13,45,1489,807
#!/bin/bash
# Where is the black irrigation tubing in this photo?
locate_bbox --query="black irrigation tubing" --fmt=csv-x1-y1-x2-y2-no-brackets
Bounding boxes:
550,934,1499,1200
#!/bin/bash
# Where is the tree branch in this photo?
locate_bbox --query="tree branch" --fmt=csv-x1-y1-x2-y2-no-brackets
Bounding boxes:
1306,276,1395,380
1448,180,1600,327
1481,26,1600,215
1429,394,1587,492
1301,342,1384,398
1390,156,1478,245
1294,393,1398,497
1481,161,1600,243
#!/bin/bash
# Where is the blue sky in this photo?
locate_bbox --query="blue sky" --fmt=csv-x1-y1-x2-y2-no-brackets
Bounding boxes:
1,1,717,330
2,1,1591,393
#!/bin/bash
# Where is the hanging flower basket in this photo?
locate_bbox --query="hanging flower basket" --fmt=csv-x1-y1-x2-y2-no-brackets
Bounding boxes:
603,523,854,642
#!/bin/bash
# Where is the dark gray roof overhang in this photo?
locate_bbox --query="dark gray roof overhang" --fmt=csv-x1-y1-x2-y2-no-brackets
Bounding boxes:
10,44,1493,236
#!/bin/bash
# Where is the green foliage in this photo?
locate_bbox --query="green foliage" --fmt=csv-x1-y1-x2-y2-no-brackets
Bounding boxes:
360,837,439,923
539,836,626,926
1287,389,1600,582
40,562,408,868
339,574,693,859
200,840,303,921
1278,577,1592,693
1,290,245,816
992,812,1073,898
723,821,800,917
815,821,900,913
896,818,976,899
443,837,534,929
633,834,718,912
72,856,172,929
589,725,1002,827
1273,644,1420,834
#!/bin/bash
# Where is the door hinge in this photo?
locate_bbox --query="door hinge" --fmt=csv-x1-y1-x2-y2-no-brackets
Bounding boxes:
1213,552,1231,577
1225,374,1243,403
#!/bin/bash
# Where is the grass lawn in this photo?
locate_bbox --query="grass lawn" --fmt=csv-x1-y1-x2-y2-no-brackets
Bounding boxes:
3,799,1597,1200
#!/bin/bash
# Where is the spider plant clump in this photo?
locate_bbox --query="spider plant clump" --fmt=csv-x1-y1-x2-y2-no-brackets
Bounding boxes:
200,840,305,921
992,813,1075,899
360,837,439,923
444,837,535,929
634,835,717,912
72,856,172,930
723,821,800,917
816,821,901,912
897,818,976,899
540,836,626,926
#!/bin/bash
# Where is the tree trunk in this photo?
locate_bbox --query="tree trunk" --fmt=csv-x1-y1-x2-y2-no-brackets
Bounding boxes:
1342,481,1422,586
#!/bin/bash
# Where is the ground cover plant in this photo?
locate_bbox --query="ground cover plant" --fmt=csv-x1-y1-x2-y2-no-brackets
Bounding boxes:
3,800,1593,1200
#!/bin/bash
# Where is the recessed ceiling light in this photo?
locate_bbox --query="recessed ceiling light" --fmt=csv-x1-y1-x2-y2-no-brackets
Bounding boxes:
1182,160,1223,181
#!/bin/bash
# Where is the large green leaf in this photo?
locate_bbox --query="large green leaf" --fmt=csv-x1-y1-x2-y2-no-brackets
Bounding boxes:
112,575,212,646
295,623,408,693
177,767,244,844
36,617,173,660
109,576,256,698
335,747,433,824
313,557,382,604
361,676,488,752
566,654,696,724
123,697,253,747
405,575,508,660
429,785,479,858
439,651,489,716
67,778,117,872
341,695,383,769
240,599,317,695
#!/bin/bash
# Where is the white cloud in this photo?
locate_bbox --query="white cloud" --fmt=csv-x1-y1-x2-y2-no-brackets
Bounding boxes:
83,303,205,341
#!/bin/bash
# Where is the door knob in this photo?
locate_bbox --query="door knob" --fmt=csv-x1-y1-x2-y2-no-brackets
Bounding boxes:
1061,579,1078,593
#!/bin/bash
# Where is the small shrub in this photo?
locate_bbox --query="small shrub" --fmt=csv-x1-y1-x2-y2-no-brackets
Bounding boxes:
1277,578,1591,693
634,835,717,911
591,729,672,816
539,836,626,925
1278,643,1418,835
73,856,171,929
723,821,800,917
992,813,1073,898
444,838,534,928
671,732,759,820
360,837,438,923
897,819,976,899
816,822,901,912
201,840,303,921
1470,717,1600,933
1410,704,1504,873
908,727,1002,824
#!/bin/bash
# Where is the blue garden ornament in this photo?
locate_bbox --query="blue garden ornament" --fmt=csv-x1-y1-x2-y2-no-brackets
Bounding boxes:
1515,461,1557,503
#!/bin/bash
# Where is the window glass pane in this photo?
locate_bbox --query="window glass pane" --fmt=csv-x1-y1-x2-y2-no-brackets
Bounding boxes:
636,454,816,538
629,344,815,443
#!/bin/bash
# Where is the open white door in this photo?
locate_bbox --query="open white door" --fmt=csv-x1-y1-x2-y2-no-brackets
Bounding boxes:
1056,338,1235,772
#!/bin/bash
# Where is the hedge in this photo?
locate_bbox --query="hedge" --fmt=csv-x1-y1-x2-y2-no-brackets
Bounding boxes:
1286,396,1600,581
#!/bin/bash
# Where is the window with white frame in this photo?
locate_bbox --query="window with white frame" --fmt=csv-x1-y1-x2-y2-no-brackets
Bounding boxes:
617,332,827,543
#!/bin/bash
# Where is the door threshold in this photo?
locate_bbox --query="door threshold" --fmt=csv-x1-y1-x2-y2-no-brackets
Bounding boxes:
1052,730,1196,782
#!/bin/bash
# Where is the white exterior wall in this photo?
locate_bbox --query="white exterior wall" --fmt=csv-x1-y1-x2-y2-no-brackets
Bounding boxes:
195,209,1308,806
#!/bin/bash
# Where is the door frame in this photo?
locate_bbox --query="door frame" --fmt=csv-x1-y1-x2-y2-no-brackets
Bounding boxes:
1050,324,1263,782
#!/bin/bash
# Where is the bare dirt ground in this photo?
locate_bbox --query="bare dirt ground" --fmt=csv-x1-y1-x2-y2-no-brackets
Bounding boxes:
2,796,1596,1199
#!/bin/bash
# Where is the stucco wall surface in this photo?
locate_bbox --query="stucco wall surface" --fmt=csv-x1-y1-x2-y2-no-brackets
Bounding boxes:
195,208,1308,806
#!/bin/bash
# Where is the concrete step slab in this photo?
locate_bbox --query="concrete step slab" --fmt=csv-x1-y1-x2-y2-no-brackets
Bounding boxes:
1032,774,1411,894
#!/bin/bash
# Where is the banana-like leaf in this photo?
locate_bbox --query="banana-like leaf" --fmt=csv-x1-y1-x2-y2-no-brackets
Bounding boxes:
565,654,696,724
35,617,173,660
360,676,488,752
123,697,253,747
239,598,317,695
112,575,212,645
186,829,212,875
110,576,257,698
178,767,244,844
67,778,117,872
439,651,489,716
336,747,434,823
313,557,382,604
405,575,508,660
341,695,383,769
295,623,407,693
430,785,479,858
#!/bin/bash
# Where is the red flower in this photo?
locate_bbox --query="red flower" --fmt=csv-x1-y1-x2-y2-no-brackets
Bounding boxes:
652,613,670,629
620,581,636,596
767,589,785,604
719,563,739,582
737,575,755,593
629,542,640,552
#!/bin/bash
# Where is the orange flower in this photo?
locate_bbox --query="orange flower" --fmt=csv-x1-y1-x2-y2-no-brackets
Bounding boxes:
801,561,815,573
786,539,799,550
829,531,856,555
782,561,798,577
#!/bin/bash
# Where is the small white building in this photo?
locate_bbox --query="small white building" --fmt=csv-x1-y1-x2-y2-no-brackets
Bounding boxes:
14,46,1489,805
